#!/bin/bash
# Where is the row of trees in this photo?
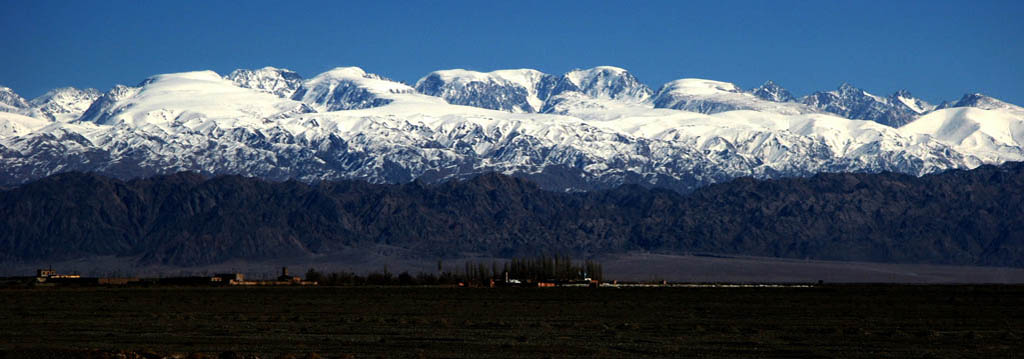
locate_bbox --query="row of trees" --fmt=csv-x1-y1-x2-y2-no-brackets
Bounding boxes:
507,255,603,282
305,268,466,286
304,255,603,286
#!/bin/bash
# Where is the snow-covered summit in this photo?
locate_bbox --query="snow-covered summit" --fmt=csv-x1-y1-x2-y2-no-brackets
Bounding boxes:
902,92,1024,163
751,80,794,102
801,83,928,127
652,78,814,115
2,65,1024,193
539,91,661,120
415,66,653,113
140,70,225,85
659,78,743,95
891,89,935,114
901,106,1024,163
291,67,416,112
563,66,653,102
0,86,30,112
936,93,1024,116
77,70,312,127
24,87,102,122
420,68,548,87
227,66,303,98
415,68,556,113
303,67,411,93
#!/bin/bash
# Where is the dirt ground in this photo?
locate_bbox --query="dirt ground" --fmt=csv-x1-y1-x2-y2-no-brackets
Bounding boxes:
0,285,1021,358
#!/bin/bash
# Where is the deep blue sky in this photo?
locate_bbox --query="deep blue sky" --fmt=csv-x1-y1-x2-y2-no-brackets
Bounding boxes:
2,0,1022,105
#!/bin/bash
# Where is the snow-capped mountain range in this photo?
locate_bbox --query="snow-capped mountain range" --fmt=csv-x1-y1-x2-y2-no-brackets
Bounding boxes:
1,65,1022,192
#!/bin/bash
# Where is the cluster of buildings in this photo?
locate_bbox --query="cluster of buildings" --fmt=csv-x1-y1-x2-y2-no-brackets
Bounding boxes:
459,272,601,288
158,268,317,286
1,267,619,288
0,267,317,287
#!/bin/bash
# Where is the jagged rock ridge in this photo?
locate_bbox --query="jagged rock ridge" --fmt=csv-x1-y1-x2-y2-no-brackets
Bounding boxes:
800,83,934,127
2,164,1023,267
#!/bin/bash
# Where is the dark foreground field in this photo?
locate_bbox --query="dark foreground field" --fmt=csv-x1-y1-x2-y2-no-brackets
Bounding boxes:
1,286,1021,358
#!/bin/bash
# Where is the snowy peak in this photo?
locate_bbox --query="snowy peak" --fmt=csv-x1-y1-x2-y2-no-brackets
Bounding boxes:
836,82,863,97
953,93,1000,108
936,93,1024,114
750,80,794,102
227,66,303,98
419,68,548,88
414,66,651,113
4,64,1024,195
901,106,1024,163
0,86,30,112
311,66,374,81
889,89,934,114
137,70,225,86
106,84,142,101
802,83,921,127
28,87,102,108
291,67,414,111
486,69,550,89
415,68,557,113
78,70,310,126
75,85,141,124
24,87,102,122
537,90,657,119
652,78,813,115
658,78,743,96
563,66,653,101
